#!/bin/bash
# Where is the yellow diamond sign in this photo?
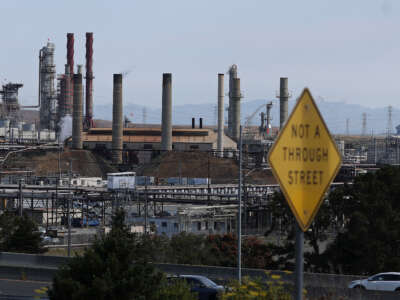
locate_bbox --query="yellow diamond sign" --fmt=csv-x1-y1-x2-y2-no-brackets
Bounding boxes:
268,88,342,231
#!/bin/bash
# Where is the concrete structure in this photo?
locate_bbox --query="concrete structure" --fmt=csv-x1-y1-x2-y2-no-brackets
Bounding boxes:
279,77,289,129
76,127,237,164
217,73,224,156
228,65,238,136
231,78,241,141
39,42,57,130
72,74,83,149
85,32,94,129
112,74,123,164
161,73,172,151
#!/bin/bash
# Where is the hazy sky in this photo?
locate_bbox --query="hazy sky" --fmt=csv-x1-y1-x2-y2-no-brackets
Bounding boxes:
0,0,399,109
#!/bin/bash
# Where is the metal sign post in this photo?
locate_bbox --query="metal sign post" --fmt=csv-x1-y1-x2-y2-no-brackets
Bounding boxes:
268,88,342,299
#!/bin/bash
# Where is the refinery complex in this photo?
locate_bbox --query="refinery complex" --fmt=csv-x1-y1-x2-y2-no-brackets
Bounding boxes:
0,31,399,247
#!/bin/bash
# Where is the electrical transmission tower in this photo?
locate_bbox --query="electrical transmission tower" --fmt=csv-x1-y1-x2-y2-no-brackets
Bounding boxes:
346,118,350,135
387,105,393,136
362,113,367,136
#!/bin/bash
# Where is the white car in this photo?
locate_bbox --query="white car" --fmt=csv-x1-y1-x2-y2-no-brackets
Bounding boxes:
348,272,400,291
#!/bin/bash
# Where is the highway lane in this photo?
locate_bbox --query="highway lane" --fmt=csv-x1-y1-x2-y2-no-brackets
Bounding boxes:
0,278,50,299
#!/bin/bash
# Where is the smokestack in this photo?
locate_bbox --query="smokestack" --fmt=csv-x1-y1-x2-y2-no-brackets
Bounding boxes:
67,33,74,119
199,118,203,129
67,33,74,75
85,32,94,128
72,74,83,149
112,74,123,164
192,118,195,129
266,101,273,136
77,65,83,74
64,64,72,115
228,65,237,136
161,73,172,151
279,77,289,129
217,73,224,157
231,78,241,141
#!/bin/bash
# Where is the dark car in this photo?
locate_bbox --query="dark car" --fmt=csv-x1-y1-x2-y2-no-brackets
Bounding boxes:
168,275,224,300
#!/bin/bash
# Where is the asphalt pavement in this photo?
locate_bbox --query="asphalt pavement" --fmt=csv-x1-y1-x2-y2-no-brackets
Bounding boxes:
0,278,50,299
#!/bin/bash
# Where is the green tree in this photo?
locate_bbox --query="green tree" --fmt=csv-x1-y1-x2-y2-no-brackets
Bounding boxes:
48,209,195,300
0,213,45,254
325,166,400,274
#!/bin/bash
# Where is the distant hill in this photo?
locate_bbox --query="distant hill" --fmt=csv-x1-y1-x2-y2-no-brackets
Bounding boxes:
93,99,400,135
19,100,397,135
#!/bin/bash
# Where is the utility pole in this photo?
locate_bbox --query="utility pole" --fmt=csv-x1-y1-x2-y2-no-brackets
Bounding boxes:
237,125,242,284
67,159,72,257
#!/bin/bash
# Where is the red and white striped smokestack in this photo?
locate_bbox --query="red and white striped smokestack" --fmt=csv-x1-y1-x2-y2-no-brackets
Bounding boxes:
85,32,94,128
67,33,74,76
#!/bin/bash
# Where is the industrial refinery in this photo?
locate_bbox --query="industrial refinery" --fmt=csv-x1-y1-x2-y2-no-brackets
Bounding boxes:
0,31,398,261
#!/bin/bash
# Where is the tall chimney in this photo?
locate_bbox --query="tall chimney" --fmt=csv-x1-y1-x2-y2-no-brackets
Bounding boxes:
112,74,123,164
67,33,74,119
85,32,94,128
72,74,83,149
279,77,289,129
67,33,74,76
231,78,241,141
77,65,83,74
64,64,72,115
161,73,172,151
192,117,195,129
228,65,237,136
199,118,203,129
217,73,224,157
266,101,273,136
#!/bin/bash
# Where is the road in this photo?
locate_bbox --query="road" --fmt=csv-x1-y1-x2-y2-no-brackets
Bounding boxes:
0,278,50,299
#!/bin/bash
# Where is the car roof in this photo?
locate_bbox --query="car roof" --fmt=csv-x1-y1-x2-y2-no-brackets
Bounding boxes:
374,272,400,276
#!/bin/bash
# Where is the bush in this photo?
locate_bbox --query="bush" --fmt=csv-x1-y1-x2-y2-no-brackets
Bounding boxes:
222,274,293,300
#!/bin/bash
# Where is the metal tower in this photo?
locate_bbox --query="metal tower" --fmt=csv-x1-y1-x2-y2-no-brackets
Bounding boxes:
39,42,57,130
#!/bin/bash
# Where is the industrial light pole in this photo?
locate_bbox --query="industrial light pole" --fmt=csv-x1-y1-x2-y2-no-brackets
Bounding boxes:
237,125,242,284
